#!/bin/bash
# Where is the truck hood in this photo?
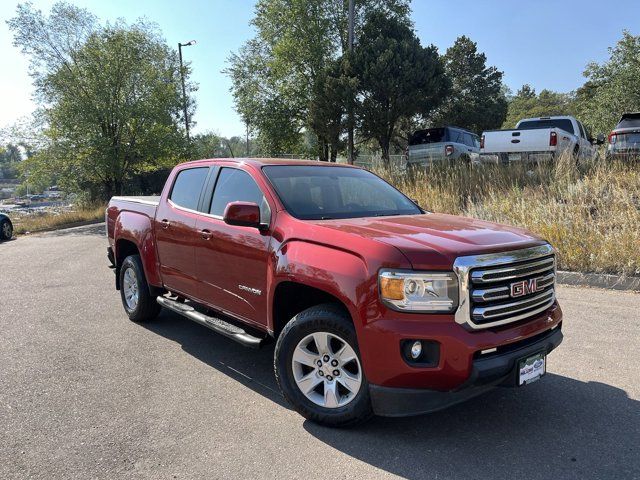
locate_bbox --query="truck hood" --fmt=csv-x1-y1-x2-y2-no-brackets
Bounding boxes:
314,213,546,270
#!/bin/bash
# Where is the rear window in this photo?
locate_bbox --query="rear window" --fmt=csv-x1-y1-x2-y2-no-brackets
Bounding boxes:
518,119,575,135
617,113,640,129
409,128,446,145
613,132,640,147
170,167,208,210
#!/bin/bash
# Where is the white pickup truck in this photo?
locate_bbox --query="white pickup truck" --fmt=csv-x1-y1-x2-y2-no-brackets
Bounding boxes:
480,116,602,163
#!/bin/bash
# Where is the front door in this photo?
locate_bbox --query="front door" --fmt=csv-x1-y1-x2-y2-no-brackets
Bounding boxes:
194,167,272,328
155,166,210,298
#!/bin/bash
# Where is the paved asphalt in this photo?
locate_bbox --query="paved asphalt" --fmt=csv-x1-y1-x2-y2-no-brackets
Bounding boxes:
1,224,638,480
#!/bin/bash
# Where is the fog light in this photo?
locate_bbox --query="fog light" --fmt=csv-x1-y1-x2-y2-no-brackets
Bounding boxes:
410,340,422,359
401,339,440,367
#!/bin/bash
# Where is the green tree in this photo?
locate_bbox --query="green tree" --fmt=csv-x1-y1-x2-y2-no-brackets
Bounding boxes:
8,2,191,199
502,85,575,128
225,39,305,155
308,59,351,161
433,36,507,133
353,11,448,162
191,132,257,159
0,144,22,179
226,0,411,158
577,31,640,134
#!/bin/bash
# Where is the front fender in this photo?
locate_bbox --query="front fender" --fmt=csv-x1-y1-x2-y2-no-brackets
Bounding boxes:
272,239,372,330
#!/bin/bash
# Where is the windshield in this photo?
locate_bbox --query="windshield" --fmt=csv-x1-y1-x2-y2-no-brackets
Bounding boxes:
518,119,575,135
262,165,421,220
409,128,446,145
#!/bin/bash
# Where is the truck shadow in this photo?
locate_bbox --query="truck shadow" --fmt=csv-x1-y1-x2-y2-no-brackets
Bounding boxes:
145,310,639,480
145,309,288,408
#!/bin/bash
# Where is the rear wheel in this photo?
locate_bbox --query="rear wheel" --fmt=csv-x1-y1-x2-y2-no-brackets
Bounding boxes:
119,254,161,322
0,218,12,241
274,304,373,427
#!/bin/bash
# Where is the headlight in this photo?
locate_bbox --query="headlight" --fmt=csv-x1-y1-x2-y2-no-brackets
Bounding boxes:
379,270,459,313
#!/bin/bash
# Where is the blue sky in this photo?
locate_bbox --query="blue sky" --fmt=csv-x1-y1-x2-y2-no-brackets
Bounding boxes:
1,0,638,138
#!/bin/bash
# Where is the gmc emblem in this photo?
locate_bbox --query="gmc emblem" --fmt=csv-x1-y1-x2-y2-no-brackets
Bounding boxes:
510,278,540,298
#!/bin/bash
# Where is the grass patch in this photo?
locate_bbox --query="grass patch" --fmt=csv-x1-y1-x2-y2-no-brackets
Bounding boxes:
375,154,640,277
12,205,105,235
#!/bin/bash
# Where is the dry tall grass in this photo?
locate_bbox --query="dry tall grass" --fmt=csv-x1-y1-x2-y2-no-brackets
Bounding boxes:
11,205,105,235
375,154,640,276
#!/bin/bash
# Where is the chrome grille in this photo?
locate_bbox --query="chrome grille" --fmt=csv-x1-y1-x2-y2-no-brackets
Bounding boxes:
453,245,556,329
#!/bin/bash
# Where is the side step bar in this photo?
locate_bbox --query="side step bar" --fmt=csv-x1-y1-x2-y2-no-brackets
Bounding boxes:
156,296,265,348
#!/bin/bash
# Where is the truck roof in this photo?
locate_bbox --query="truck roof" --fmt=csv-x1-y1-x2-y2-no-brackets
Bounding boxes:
176,158,360,169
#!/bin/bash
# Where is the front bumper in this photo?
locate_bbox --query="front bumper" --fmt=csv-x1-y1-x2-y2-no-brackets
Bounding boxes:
369,324,563,417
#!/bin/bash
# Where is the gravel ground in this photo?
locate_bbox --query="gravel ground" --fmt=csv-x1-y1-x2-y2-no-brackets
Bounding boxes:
1,224,638,479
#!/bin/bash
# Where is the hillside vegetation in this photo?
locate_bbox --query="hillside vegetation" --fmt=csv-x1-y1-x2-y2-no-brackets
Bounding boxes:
376,156,640,276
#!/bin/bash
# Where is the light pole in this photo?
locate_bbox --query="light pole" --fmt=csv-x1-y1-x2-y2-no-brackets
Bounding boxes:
347,0,355,165
178,40,196,141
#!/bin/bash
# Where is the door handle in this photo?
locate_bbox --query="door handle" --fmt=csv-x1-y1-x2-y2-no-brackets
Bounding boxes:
160,219,170,229
200,229,212,240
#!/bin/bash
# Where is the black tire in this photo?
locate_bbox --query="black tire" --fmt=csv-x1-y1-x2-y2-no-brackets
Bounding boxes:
573,145,581,166
119,254,161,322
274,304,373,427
0,218,13,241
459,154,472,166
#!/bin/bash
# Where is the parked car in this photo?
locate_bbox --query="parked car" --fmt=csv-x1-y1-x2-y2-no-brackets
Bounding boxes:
407,126,480,166
106,158,563,426
0,213,13,241
606,112,640,161
481,115,603,163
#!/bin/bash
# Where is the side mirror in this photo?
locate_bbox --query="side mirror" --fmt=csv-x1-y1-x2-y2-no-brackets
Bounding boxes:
223,201,262,229
590,134,605,145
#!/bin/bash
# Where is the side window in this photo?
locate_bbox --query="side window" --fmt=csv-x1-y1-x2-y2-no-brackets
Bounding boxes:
463,133,474,147
472,135,481,148
210,168,271,223
449,130,463,144
578,122,586,139
170,167,209,211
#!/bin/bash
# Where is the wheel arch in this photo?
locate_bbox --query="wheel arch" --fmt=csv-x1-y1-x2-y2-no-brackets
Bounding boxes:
271,281,353,337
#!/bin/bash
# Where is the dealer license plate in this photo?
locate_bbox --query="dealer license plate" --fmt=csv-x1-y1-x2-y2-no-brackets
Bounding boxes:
519,353,546,385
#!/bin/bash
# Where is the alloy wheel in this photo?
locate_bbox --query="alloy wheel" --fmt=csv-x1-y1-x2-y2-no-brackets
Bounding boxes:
122,267,139,310
291,331,362,408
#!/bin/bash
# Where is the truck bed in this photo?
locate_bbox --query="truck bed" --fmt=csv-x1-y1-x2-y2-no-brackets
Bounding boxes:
110,195,160,206
106,196,160,246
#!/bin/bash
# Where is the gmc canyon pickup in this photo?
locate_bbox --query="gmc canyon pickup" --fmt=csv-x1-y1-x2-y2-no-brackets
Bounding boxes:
106,158,563,426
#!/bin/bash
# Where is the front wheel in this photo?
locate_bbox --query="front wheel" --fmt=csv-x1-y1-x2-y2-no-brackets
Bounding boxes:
274,304,373,427
0,218,13,241
119,254,161,322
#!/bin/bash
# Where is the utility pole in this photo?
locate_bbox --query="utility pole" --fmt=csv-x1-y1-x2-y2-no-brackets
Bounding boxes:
246,121,250,157
347,0,355,165
178,40,196,142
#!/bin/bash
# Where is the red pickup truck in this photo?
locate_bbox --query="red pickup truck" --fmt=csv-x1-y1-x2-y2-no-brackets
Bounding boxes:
106,158,563,426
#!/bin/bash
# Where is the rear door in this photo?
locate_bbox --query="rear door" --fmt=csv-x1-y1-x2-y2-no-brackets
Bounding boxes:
462,132,479,158
155,166,212,298
194,166,273,328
